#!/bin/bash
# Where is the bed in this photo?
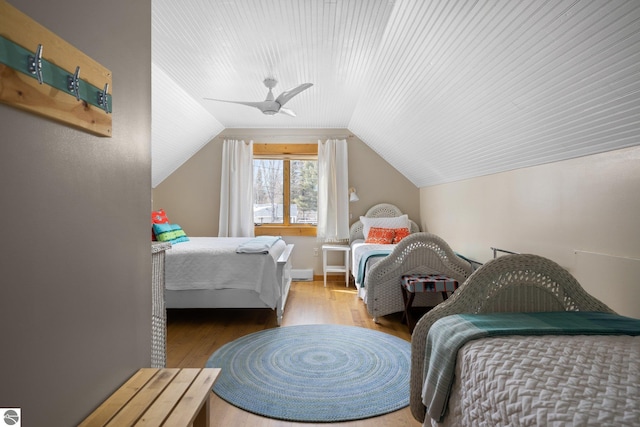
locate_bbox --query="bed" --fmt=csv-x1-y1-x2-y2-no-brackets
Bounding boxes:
410,253,640,426
349,204,473,322
163,236,294,326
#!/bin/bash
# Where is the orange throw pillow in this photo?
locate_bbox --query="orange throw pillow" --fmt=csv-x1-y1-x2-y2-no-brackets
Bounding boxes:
365,227,395,244
392,228,411,244
151,209,171,241
152,209,170,224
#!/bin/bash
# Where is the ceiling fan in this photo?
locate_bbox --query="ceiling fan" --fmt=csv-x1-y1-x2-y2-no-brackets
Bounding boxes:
204,78,313,117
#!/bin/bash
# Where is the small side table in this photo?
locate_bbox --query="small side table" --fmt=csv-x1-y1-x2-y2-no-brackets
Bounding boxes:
400,274,459,332
322,244,350,287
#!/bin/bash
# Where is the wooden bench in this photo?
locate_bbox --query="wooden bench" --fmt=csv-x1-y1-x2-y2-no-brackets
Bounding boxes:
79,368,220,427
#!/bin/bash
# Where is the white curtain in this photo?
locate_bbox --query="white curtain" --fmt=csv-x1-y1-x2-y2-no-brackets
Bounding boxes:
218,139,255,237
317,138,350,243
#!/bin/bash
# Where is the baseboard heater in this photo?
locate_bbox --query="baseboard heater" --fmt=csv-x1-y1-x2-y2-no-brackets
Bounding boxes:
291,269,314,281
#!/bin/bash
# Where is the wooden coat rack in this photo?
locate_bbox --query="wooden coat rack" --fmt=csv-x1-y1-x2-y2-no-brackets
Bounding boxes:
0,0,112,137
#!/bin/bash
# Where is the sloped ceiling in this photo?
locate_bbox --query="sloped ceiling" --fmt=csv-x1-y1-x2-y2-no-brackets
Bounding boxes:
152,0,640,188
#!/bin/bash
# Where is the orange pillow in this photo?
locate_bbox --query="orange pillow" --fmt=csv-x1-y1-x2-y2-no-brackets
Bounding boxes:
152,209,170,224
151,209,171,241
392,228,411,244
365,227,395,244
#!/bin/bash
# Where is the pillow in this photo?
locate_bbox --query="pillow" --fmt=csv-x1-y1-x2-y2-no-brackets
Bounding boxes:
152,223,189,244
392,227,411,244
151,209,170,241
365,227,395,244
360,214,409,239
151,209,170,224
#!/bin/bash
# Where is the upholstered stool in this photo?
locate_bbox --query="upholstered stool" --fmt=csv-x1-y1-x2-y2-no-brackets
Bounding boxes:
401,274,459,332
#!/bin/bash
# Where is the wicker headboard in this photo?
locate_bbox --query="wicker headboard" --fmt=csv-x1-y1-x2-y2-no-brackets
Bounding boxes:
349,203,420,243
408,253,616,423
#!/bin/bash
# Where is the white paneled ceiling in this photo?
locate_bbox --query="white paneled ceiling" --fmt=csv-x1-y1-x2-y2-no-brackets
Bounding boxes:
152,0,640,188
151,64,225,187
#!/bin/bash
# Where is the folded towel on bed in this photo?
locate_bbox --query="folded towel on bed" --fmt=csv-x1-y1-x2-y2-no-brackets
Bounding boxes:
236,235,282,254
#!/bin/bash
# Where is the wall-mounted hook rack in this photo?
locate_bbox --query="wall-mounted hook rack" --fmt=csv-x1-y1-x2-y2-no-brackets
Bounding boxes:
0,0,113,137
67,66,81,101
27,43,43,84
97,83,110,114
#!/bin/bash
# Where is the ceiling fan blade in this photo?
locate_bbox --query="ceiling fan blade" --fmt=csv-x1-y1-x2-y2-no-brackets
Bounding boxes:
275,83,313,107
204,98,283,115
279,108,296,117
204,98,268,109
205,79,312,117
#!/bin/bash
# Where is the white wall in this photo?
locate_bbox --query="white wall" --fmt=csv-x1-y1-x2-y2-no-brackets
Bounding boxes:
420,146,640,318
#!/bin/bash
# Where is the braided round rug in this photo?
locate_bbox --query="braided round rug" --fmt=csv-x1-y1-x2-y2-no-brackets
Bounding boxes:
205,324,411,422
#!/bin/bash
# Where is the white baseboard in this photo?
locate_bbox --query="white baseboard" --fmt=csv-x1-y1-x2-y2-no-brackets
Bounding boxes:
291,268,314,281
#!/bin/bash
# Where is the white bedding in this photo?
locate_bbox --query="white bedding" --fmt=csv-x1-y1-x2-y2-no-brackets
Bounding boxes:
429,335,640,427
350,239,394,296
164,237,286,308
351,240,394,281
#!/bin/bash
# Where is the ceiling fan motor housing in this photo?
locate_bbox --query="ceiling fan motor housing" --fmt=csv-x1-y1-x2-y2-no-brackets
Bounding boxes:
263,78,278,89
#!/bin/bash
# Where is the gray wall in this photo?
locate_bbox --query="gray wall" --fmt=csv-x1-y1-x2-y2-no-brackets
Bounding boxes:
0,1,151,425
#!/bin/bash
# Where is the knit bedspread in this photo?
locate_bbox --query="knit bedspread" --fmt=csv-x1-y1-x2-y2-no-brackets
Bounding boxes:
422,311,640,422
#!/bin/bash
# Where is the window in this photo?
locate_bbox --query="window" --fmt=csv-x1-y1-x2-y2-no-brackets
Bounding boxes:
253,144,318,236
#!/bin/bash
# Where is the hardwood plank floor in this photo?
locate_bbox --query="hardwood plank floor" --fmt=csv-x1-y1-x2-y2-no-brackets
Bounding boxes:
166,279,422,427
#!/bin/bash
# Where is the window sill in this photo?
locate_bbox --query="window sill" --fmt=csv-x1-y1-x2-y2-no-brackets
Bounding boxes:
255,225,317,237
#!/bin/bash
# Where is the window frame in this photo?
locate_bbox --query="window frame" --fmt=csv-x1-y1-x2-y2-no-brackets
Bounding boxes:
253,143,318,237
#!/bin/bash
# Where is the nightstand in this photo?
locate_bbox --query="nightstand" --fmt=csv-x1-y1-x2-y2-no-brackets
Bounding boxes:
322,244,350,287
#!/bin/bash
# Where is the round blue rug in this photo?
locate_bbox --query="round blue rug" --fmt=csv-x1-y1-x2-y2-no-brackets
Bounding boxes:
205,324,411,422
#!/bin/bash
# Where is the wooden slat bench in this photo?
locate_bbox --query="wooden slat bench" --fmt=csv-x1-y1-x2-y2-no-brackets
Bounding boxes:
79,368,220,427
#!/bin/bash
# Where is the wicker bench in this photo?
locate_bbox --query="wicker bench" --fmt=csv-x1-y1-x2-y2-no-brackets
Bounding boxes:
79,368,220,427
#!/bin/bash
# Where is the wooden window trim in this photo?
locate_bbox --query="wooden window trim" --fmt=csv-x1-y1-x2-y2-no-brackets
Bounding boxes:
254,143,318,237
254,224,317,237
254,143,318,156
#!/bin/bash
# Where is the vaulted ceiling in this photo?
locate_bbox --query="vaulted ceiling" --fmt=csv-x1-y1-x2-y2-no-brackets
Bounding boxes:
152,0,640,188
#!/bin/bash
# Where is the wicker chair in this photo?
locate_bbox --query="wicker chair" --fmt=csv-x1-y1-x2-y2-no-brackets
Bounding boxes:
409,253,615,423
365,232,473,320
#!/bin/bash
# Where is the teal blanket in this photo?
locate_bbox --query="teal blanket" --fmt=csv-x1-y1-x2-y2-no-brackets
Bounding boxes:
422,311,640,422
356,250,390,284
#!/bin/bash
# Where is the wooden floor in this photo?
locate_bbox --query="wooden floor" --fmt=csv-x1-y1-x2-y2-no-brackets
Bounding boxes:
166,279,422,427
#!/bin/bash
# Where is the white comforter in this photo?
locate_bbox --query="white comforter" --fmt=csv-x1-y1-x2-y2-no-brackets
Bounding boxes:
430,335,640,427
164,237,286,308
351,240,394,285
